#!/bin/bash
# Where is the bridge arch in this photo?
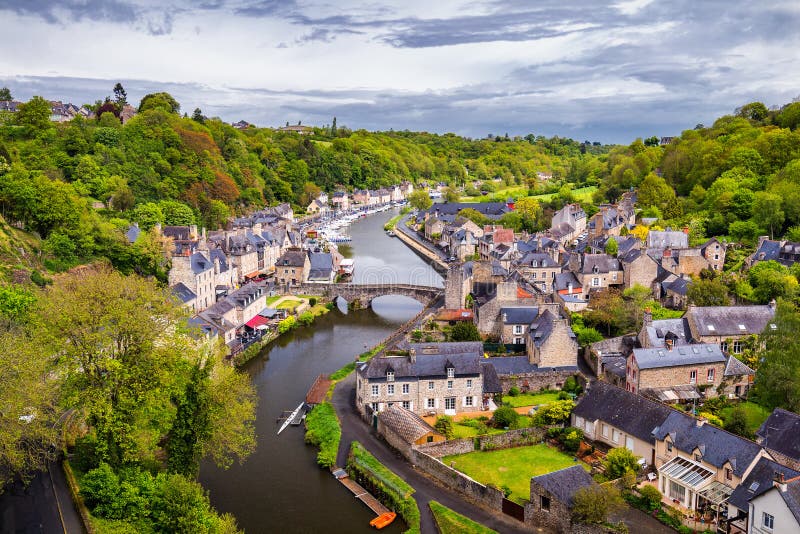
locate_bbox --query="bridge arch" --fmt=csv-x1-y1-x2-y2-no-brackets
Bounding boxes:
288,283,442,309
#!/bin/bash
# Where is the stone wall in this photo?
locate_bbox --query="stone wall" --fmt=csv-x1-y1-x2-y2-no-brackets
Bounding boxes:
377,418,414,459
414,437,474,458
476,427,546,451
499,368,577,393
410,448,504,511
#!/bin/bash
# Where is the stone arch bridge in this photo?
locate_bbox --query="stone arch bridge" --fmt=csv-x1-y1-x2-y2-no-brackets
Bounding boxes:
286,283,443,308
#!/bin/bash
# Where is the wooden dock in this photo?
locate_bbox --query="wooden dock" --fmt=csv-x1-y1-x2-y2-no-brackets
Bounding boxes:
332,468,391,516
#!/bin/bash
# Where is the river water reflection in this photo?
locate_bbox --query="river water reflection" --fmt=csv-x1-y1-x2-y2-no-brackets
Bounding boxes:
200,209,442,533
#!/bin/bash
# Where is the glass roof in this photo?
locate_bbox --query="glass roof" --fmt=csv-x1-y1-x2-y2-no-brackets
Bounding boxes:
699,480,734,505
659,456,715,489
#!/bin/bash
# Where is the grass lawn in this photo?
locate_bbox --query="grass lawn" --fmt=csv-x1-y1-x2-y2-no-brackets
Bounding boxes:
531,185,597,202
443,444,587,504
276,298,304,310
503,392,560,408
451,420,505,439
429,501,497,534
458,185,597,205
719,402,772,435
265,295,282,305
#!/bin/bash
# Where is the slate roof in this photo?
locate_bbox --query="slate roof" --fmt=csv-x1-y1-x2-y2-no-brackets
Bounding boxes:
653,412,762,476
648,230,689,249
573,381,671,444
162,225,192,241
756,408,800,464
728,457,800,512
125,224,141,243
190,252,213,274
487,355,578,375
781,478,800,524
554,271,581,291
641,318,691,348
632,343,725,369
664,276,691,296
519,252,557,268
752,239,782,263
276,249,307,267
723,355,754,377
209,248,231,272
171,282,196,303
532,465,596,506
501,307,539,325
579,254,621,274
471,282,497,306
602,356,627,379
425,202,511,220
362,342,483,380
687,305,776,337
378,404,441,444
308,252,333,280
480,362,502,393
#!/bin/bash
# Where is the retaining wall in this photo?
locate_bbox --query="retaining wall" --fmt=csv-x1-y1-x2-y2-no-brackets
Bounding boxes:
394,225,448,270
476,427,546,451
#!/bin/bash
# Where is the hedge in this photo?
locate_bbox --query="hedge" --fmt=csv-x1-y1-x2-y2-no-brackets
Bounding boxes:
304,402,341,468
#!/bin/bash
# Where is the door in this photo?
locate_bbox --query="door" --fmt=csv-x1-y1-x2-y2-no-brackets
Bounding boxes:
444,397,456,415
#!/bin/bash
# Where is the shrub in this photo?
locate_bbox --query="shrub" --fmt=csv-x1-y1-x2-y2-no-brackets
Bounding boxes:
297,311,314,326
309,297,318,306
434,416,455,440
450,321,481,341
278,315,296,333
559,427,584,453
563,375,580,393
411,329,423,341
639,484,663,512
491,406,519,428
604,448,640,479
698,411,723,427
72,433,102,473
724,406,752,438
572,484,623,524
304,402,341,468
557,391,570,400
532,400,575,426
508,386,520,397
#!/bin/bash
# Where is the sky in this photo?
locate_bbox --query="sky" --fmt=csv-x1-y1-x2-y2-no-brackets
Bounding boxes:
0,0,799,143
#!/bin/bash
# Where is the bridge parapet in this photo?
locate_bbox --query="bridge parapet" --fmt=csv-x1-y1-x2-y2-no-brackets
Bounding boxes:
285,282,442,306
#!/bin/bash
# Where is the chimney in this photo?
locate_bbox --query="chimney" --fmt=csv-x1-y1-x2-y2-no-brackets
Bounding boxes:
683,226,690,235
774,472,787,492
409,348,416,364
643,308,653,327
696,417,706,427
502,312,508,323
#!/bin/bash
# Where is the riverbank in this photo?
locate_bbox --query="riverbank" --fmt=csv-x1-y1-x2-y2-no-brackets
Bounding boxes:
394,216,448,271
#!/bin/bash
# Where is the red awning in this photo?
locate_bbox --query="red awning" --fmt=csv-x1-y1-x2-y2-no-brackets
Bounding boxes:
245,315,269,328
244,271,261,279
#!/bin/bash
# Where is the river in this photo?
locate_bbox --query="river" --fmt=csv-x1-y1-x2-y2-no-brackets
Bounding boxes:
199,208,443,533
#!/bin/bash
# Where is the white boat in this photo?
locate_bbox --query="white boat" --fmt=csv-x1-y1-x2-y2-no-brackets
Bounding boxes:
277,402,306,435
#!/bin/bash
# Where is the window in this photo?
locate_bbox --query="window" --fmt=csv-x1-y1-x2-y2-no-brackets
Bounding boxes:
447,380,453,389
669,480,686,502
592,277,600,287
371,402,378,411
725,468,732,481
402,401,411,409
666,440,673,452
466,379,472,388
695,454,702,462
689,370,697,384
402,384,410,394
386,371,394,382
445,397,456,410
387,384,395,395
602,424,609,438
371,385,379,396
428,381,435,390
540,495,550,512
427,435,434,443
514,325,523,335
612,429,620,443
532,272,537,279
763,512,774,530
426,398,435,409
464,396,474,407
514,337,523,344
707,368,715,382
733,341,742,353
720,341,728,353
447,367,455,378
612,272,617,281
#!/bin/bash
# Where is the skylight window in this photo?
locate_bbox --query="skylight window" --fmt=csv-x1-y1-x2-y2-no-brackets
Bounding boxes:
738,324,746,331
707,325,715,331
749,482,760,492
770,324,777,330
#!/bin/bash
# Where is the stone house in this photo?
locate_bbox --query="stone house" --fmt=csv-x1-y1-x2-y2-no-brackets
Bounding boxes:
756,409,800,472
197,299,239,346
742,473,800,534
572,381,671,467
472,276,539,337
376,404,445,457
727,457,800,534
499,306,539,345
226,282,267,327
525,310,580,369
478,226,514,260
516,252,559,293
568,253,623,295
306,197,328,215
619,248,659,290
171,282,197,310
307,252,334,283
587,203,634,238
331,191,350,211
747,237,800,269
275,248,310,286
353,189,370,205
356,342,491,417
227,234,260,282
549,203,587,247
625,343,727,396
400,181,414,197
424,217,446,241
168,250,215,312
685,304,776,355
528,465,596,534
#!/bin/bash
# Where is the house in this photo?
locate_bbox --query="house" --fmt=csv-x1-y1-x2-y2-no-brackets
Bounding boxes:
727,457,800,534
516,252,559,293
390,185,404,202
568,253,623,294
638,312,691,349
275,248,310,286
227,234,259,282
307,252,335,283
356,342,490,417
685,304,776,355
620,247,659,290
626,343,727,397
525,310,580,369
125,223,141,244
232,120,252,129
277,124,313,135
120,104,136,124
756,409,800,471
587,203,634,238
528,465,596,534
424,217,446,241
549,203,587,246
353,189,370,205
400,181,414,197
747,237,800,269
745,474,800,534
171,282,197,310
478,226,515,260
648,229,689,250
422,202,511,222
499,306,539,345
168,251,215,312
331,191,350,211
376,404,445,457
306,197,328,215
433,308,474,329
572,381,672,466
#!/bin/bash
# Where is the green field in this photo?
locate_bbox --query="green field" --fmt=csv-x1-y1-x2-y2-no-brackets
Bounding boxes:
429,501,497,534
459,185,597,205
503,392,560,408
276,298,304,310
719,402,772,435
443,444,587,504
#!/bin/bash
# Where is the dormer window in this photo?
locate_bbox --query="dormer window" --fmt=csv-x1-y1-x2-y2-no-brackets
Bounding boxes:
447,367,455,378
386,371,394,382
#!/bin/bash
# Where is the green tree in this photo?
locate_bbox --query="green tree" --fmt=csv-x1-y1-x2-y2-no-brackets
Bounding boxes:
408,190,432,211
532,400,575,426
748,261,798,303
638,485,662,512
491,406,519,428
604,447,640,479
456,208,489,227
138,92,180,114
434,416,455,439
637,172,680,219
132,202,165,230
753,192,785,239
0,87,11,100
736,101,769,122
159,200,195,226
572,485,623,524
450,321,481,341
755,301,800,412
723,406,751,438
113,83,127,107
331,116,337,136
204,200,231,230
15,96,52,133
687,278,731,306
604,237,618,256
192,108,205,123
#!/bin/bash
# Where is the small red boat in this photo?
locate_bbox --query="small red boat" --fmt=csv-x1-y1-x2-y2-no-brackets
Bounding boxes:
369,512,397,529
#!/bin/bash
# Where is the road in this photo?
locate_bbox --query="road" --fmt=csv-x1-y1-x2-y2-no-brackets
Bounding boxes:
332,373,535,534
395,213,450,262
0,462,83,534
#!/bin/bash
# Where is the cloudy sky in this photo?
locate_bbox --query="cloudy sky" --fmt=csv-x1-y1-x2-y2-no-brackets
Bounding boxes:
1,0,798,143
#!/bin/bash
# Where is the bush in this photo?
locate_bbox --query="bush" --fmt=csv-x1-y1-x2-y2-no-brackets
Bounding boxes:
411,329,423,341
572,484,623,524
532,400,575,426
72,433,102,473
450,322,481,342
724,406,752,438
508,386,520,397
434,416,455,440
491,406,519,428
559,427,584,453
698,411,723,427
297,311,314,326
639,484,662,512
604,448,640,479
304,402,341,468
557,391,570,400
563,376,580,393
309,297,318,306
278,315,296,333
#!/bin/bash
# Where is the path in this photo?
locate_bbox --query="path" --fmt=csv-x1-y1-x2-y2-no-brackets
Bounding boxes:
332,373,533,534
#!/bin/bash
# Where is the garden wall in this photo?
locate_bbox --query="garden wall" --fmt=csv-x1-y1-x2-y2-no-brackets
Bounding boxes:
476,427,546,451
410,449,504,512
414,438,473,458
